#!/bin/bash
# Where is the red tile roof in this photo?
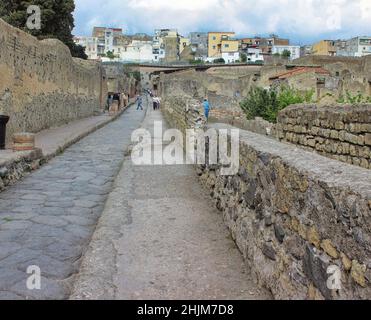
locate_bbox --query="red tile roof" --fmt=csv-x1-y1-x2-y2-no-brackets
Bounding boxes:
269,67,330,80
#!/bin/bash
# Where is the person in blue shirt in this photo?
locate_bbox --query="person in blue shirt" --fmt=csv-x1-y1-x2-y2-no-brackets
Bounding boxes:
136,95,143,110
202,98,210,122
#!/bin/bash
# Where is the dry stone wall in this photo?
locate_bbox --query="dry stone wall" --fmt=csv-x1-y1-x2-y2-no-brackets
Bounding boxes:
0,19,106,143
162,94,371,300
276,104,371,169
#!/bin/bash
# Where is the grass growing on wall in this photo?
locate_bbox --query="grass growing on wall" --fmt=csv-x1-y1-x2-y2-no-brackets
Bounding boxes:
240,86,315,123
336,91,371,104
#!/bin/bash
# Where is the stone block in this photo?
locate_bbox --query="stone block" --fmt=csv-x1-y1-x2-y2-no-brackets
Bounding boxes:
351,260,366,287
320,239,339,259
365,133,371,146
12,133,35,151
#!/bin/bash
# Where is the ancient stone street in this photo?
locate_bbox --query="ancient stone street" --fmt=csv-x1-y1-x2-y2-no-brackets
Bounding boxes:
0,103,146,299
70,104,270,300
1,2,371,303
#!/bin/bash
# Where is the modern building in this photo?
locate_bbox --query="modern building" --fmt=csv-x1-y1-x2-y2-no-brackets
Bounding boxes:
242,36,289,55
336,36,371,57
152,29,180,62
119,40,154,63
300,45,313,57
73,36,99,60
220,39,240,63
92,27,124,56
208,32,236,59
189,32,208,58
312,40,337,56
272,45,301,60
245,48,264,63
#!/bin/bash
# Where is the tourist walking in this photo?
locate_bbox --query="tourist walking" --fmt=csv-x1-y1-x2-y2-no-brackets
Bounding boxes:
136,95,143,110
152,96,161,110
202,98,210,122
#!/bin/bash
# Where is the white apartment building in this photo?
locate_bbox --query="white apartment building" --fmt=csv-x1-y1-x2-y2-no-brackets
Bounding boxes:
336,36,371,57
245,48,264,62
152,29,179,62
119,40,154,63
272,45,301,60
73,36,99,60
222,51,240,63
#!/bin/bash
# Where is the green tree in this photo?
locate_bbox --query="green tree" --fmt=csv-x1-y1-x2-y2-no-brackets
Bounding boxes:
0,0,87,59
240,86,314,123
213,58,225,64
106,51,116,60
281,49,291,59
240,53,247,63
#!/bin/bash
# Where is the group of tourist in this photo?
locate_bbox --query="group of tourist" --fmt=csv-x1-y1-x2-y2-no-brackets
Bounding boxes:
134,91,211,123
106,92,129,111
135,89,162,111
152,96,161,110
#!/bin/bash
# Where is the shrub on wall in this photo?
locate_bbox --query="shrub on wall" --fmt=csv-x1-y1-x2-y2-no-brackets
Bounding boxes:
336,91,371,104
240,86,314,123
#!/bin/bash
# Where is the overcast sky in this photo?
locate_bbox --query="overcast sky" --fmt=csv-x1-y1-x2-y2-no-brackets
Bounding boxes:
73,0,371,45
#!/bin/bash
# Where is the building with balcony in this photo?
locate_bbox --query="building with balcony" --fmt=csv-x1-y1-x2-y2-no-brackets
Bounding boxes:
336,36,371,57
152,29,180,62
208,32,236,59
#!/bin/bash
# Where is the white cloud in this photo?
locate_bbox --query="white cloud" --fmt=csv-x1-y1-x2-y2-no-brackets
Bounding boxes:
74,0,371,43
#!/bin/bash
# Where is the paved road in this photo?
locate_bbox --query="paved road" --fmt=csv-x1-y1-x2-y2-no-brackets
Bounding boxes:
0,101,147,299
71,103,271,300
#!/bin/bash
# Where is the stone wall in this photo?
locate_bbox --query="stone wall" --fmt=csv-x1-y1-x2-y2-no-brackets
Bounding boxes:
162,96,371,300
159,67,260,110
276,104,371,169
293,55,371,98
162,95,206,132
0,19,106,143
103,63,139,97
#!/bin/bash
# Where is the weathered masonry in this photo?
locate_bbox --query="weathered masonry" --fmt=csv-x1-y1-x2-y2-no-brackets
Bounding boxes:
0,19,107,143
276,104,371,169
162,96,371,300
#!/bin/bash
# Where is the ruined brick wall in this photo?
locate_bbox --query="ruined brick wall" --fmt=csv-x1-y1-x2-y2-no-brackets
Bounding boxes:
0,19,106,143
162,98,371,300
159,67,259,111
162,95,206,132
276,104,371,169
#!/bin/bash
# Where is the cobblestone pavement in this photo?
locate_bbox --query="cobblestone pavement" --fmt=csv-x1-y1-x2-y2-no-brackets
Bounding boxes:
0,101,147,299
71,105,271,300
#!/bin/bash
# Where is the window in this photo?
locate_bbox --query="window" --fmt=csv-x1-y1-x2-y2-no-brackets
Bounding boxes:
213,45,216,49
212,36,216,40
224,44,230,48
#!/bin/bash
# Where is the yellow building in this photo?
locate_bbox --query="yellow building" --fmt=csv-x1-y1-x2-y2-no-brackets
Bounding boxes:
312,40,336,56
208,32,236,58
221,39,239,53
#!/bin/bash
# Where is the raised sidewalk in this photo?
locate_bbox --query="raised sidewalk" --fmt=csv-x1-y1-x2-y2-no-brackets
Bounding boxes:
0,106,129,191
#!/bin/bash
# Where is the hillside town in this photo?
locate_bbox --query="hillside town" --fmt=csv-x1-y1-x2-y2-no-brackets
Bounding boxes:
74,28,371,64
